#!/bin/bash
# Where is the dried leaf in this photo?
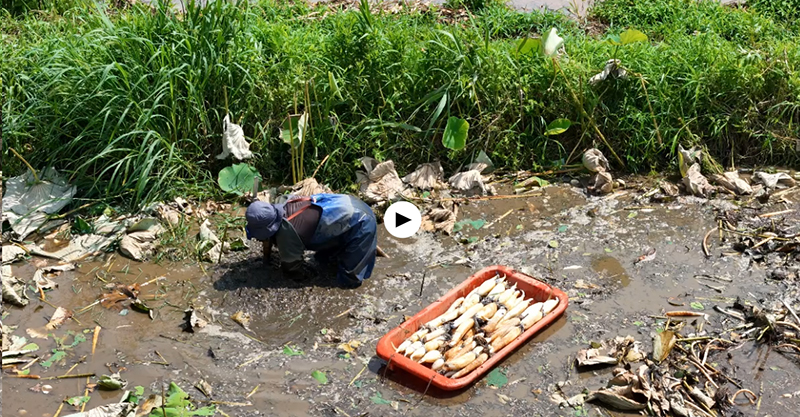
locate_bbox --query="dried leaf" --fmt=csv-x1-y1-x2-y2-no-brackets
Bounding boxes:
752,171,796,189
46,307,73,330
634,248,656,265
119,231,158,261
231,311,251,331
582,148,610,173
402,162,445,190
652,331,676,363
195,379,213,398
420,206,457,235
586,389,647,411
291,177,332,196
2,267,29,307
216,114,253,160
2,245,27,264
576,348,618,367
100,284,141,309
357,158,405,203
678,145,701,178
683,163,715,197
709,171,752,195
33,269,58,291
449,169,490,196
63,402,137,417
588,171,614,195
589,59,628,85
660,181,679,197
184,308,208,332
337,340,362,354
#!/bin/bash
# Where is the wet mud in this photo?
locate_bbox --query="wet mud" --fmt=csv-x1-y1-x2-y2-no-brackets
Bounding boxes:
3,182,799,416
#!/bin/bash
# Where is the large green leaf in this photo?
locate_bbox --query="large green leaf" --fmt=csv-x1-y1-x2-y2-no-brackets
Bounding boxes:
164,382,191,408
515,38,541,57
619,29,648,45
218,163,259,196
280,113,308,147
442,117,469,151
544,118,572,136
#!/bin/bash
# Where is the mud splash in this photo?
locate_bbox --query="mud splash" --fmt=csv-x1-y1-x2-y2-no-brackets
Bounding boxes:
3,182,799,417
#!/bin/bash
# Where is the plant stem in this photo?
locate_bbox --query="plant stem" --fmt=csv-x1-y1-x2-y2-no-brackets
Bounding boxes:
10,147,40,182
553,58,626,168
288,113,297,184
634,72,663,146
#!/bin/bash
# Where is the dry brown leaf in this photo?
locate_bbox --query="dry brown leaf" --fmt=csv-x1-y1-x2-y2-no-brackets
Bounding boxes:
100,283,141,309
576,348,618,367
231,311,251,330
357,158,405,203
184,308,208,333
588,171,614,195
753,171,796,189
582,148,610,173
586,389,647,411
574,279,599,289
660,181,679,197
710,171,752,195
652,330,676,363
46,306,72,330
683,163,715,197
402,162,445,190
292,177,333,196
420,207,458,235
338,340,362,354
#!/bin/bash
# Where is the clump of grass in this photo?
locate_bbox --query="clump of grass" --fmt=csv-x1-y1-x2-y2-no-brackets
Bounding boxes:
1,0,798,209
747,0,800,22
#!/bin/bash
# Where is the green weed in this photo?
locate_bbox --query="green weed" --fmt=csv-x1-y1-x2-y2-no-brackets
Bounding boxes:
1,0,798,209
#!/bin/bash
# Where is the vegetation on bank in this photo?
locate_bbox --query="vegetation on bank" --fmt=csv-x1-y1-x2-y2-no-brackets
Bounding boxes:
1,0,799,207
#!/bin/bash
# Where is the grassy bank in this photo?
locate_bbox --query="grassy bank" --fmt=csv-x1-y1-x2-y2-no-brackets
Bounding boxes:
2,0,799,207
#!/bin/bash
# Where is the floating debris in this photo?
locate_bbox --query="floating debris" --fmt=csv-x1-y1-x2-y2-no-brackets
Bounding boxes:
576,336,645,367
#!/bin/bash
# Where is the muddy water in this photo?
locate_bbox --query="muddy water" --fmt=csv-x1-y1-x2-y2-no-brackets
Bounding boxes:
4,183,799,416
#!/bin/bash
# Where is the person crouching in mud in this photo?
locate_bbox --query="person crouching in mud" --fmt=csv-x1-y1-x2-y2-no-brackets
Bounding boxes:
245,193,378,288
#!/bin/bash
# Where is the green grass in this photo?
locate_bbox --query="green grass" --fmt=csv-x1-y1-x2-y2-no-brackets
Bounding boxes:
2,0,799,208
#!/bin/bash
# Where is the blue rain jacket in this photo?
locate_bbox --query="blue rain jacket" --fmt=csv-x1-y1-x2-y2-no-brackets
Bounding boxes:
274,194,377,287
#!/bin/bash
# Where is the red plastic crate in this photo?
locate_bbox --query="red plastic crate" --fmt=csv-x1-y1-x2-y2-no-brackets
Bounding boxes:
375,265,568,391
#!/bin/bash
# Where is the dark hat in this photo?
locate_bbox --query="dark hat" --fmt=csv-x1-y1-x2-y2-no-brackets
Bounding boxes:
245,201,285,240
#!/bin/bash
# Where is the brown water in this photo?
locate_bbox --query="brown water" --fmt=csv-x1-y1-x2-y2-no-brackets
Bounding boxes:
3,183,799,416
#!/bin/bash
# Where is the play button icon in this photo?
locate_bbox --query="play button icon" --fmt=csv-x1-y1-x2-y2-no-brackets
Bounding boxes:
384,201,422,239
395,213,411,227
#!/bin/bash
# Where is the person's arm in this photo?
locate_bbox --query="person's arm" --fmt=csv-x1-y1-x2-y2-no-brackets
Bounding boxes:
262,240,272,263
